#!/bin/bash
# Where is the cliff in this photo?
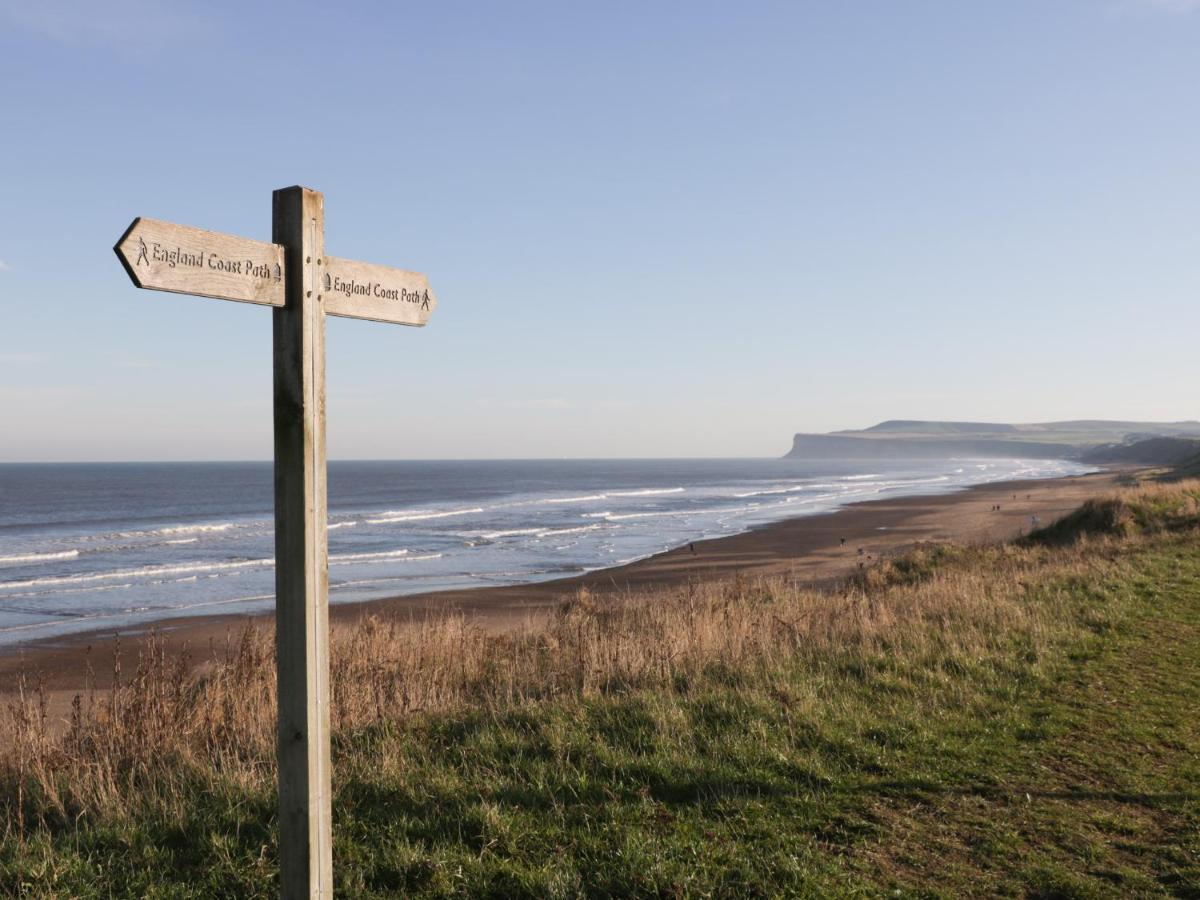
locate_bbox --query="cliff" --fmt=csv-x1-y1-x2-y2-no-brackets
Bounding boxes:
785,420,1200,461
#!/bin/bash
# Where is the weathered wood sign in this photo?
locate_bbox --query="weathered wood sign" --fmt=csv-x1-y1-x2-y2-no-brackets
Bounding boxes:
115,218,286,307
323,256,436,326
114,187,436,899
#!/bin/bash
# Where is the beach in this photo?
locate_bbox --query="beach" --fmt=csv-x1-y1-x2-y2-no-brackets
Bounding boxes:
0,468,1120,698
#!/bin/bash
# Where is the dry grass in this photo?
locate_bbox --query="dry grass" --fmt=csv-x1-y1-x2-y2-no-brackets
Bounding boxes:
3,480,1197,834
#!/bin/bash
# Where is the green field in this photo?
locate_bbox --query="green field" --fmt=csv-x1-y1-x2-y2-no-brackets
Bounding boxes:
3,485,1198,897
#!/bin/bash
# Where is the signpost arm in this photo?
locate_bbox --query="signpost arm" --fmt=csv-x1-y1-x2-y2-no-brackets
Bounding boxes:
272,186,333,898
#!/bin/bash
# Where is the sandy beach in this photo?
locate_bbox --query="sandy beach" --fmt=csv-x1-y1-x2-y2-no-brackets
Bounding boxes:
0,469,1122,696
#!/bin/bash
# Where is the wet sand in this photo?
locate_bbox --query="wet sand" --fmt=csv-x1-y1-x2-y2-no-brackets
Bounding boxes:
0,469,1122,696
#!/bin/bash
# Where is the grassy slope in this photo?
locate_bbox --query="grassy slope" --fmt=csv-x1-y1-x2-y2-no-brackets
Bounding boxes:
2,499,1199,896
864,538,1199,896
1167,452,1200,480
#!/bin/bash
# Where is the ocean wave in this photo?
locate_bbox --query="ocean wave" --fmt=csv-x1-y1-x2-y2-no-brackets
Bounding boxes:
536,487,684,504
329,549,410,563
885,475,951,486
472,528,544,539
0,557,275,591
334,552,442,565
0,549,80,566
366,507,484,524
608,487,685,497
0,580,141,601
327,521,359,530
536,524,603,537
734,485,812,499
468,523,608,541
83,521,245,542
0,549,443,595
583,510,674,521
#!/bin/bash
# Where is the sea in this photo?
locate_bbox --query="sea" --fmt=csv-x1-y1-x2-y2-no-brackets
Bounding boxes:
0,457,1093,646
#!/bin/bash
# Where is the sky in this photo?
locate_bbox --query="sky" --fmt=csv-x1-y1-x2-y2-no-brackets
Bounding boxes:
1,0,1198,461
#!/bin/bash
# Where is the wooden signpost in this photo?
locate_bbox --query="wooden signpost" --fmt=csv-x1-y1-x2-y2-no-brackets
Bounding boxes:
115,186,436,897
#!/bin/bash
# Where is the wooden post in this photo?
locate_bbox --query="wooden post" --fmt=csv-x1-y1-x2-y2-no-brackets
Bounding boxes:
115,186,436,896
272,186,333,898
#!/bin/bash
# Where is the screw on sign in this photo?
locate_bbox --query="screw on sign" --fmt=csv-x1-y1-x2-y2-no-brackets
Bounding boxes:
115,186,437,897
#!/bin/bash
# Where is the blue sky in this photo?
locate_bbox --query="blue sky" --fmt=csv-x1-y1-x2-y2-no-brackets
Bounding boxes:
1,0,1198,461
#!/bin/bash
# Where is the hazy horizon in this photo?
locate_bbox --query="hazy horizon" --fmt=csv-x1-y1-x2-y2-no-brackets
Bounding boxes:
3,413,1198,464
3,0,1198,461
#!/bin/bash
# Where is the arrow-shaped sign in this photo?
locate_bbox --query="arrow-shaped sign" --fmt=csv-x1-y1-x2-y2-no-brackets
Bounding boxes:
322,256,437,326
114,217,286,307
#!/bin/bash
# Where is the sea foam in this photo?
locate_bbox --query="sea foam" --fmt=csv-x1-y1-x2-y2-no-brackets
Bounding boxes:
366,507,484,524
0,549,80,566
0,557,276,591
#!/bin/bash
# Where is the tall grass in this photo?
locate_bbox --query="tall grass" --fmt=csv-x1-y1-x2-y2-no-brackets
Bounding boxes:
3,480,1197,836
1023,478,1200,545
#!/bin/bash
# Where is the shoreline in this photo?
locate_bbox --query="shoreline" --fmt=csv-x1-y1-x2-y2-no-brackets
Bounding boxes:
0,468,1123,693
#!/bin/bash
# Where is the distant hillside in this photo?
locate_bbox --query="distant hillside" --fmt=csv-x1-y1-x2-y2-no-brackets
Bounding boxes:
785,420,1200,461
1170,452,1200,480
1081,437,1200,466
864,420,1018,435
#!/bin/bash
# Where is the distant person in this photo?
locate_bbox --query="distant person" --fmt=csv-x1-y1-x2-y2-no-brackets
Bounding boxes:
689,542,696,555
839,537,846,546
